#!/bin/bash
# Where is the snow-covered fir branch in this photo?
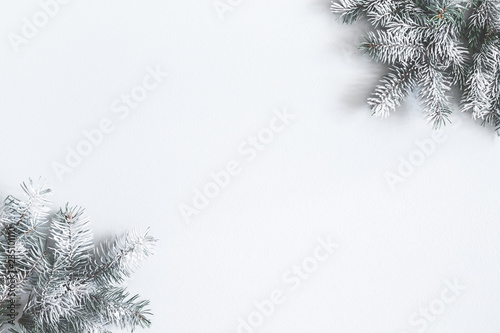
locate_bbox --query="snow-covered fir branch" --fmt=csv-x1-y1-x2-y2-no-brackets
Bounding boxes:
332,0,500,131
0,180,156,333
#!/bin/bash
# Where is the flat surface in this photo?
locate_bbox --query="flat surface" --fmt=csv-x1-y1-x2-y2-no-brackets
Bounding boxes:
0,1,499,332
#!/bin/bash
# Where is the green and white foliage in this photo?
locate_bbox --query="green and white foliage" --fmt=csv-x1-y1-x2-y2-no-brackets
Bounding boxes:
332,0,500,130
0,180,156,333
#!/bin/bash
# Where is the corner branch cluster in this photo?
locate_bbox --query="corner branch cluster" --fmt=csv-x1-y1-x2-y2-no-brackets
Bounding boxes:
0,180,156,333
332,0,500,130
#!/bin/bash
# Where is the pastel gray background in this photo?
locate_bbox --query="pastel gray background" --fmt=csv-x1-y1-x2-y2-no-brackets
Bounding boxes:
0,1,499,332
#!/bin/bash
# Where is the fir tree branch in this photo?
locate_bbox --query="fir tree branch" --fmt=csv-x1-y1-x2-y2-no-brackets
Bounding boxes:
1,181,156,332
332,0,500,130
368,63,420,117
361,30,426,64
331,0,371,24
87,288,152,331
86,230,156,285
417,63,454,128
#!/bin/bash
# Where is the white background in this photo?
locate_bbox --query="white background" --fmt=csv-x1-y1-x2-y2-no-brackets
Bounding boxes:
1,1,500,332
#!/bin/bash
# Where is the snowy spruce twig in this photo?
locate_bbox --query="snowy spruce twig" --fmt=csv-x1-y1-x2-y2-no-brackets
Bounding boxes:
0,179,156,333
332,0,500,131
